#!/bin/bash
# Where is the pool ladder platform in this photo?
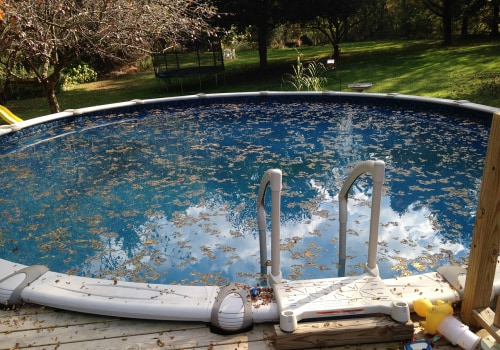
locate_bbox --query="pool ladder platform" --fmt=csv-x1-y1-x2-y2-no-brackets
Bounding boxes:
257,161,410,332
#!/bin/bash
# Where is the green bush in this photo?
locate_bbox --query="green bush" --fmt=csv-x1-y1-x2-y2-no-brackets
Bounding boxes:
283,53,328,91
60,63,98,91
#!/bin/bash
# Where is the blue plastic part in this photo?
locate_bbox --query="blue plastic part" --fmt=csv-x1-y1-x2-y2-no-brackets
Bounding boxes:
404,340,432,350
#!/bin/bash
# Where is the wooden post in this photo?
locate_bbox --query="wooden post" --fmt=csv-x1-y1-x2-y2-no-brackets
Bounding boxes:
495,294,500,326
461,112,500,326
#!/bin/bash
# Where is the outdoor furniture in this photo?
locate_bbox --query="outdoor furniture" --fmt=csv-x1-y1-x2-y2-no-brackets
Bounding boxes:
326,59,335,70
223,48,235,60
348,82,373,92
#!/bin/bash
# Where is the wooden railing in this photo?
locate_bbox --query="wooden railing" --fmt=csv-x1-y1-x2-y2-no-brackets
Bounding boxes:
461,112,500,341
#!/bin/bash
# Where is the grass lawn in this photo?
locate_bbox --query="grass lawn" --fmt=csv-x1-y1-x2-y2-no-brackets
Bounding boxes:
2,39,499,121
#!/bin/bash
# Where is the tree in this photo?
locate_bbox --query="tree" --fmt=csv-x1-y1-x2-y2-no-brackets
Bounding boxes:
423,0,495,42
386,0,435,39
216,0,378,69
490,0,499,37
0,0,217,113
422,0,454,45
459,0,488,36
214,0,281,70
283,0,374,58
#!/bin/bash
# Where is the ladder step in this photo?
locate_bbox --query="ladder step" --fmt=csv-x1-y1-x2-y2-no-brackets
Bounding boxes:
274,274,410,332
273,315,414,349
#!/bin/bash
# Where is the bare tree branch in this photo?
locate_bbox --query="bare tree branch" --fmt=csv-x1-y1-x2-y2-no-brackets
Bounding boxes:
0,0,218,112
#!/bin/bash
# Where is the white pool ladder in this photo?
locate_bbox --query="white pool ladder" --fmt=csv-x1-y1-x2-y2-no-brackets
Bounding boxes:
338,160,385,278
257,161,410,333
257,168,283,285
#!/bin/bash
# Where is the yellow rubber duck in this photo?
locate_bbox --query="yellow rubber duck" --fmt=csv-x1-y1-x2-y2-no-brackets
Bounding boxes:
414,298,453,334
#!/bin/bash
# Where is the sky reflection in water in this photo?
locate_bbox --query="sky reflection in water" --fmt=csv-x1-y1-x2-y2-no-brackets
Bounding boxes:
0,101,488,285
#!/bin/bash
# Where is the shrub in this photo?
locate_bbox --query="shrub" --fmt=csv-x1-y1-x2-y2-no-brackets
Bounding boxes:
283,53,328,91
60,63,98,91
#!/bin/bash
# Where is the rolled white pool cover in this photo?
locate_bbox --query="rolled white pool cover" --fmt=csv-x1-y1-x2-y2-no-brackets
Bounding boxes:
4,256,500,334
0,258,278,334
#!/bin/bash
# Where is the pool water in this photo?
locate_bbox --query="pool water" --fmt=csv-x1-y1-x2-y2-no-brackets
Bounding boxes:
0,99,489,285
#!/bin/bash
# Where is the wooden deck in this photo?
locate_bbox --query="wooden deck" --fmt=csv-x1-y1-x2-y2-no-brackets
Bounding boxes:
1,303,484,350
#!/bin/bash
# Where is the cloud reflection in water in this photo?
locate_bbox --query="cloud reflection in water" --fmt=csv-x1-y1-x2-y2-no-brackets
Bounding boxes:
0,100,487,285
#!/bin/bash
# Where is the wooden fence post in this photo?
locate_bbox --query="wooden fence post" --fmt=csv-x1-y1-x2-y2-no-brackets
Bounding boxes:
461,112,500,326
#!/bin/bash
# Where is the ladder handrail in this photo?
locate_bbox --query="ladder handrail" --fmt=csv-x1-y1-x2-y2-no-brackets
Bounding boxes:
338,160,385,277
256,169,282,285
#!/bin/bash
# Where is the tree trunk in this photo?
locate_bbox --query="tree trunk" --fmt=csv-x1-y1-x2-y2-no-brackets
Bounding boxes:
461,15,469,37
492,0,500,37
422,0,454,45
256,0,270,70
44,68,63,114
443,0,453,45
257,24,268,70
45,83,60,114
333,44,340,60
22,56,61,113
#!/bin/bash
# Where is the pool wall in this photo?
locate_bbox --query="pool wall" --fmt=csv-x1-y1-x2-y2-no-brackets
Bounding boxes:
1,92,498,144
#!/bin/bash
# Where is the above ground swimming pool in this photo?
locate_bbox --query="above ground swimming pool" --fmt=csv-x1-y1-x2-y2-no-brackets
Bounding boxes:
0,92,496,286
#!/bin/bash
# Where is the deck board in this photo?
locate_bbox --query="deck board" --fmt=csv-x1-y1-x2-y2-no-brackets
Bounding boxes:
1,304,274,350
1,303,482,350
